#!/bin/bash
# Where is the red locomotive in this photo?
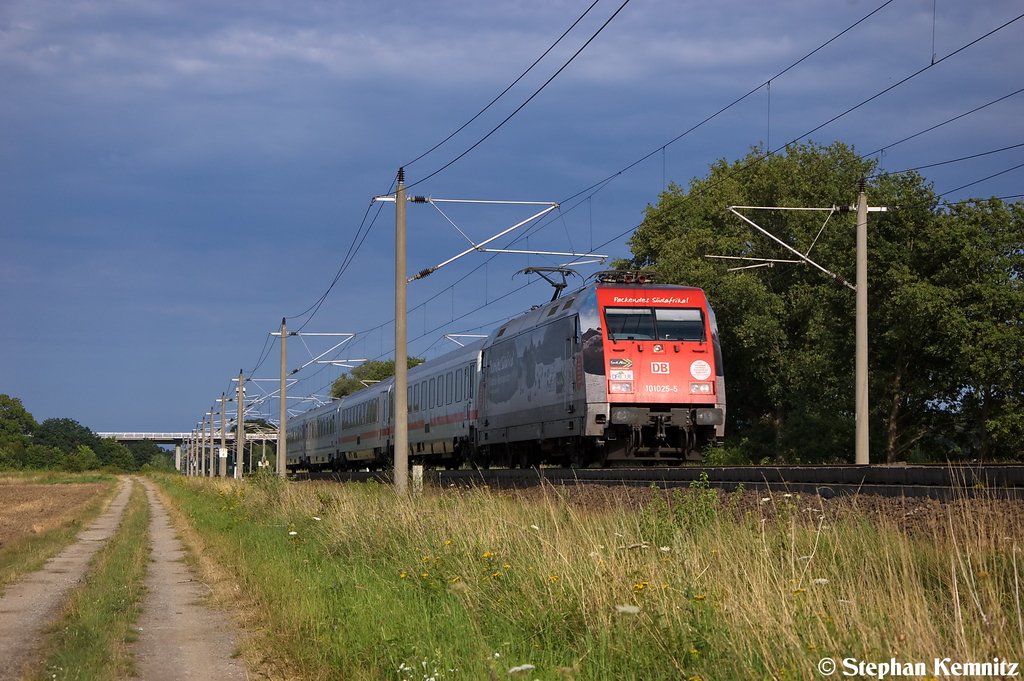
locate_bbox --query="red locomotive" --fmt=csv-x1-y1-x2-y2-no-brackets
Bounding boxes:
286,271,724,470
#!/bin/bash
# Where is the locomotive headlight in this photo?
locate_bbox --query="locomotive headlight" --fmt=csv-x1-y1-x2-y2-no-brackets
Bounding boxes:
689,382,712,394
609,381,634,394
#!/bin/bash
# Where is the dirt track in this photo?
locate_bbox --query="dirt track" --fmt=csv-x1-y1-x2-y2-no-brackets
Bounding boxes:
133,479,248,681
0,478,249,680
0,479,133,678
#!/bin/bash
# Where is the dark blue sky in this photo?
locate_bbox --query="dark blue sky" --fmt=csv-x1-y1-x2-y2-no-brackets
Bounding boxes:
2,0,1021,432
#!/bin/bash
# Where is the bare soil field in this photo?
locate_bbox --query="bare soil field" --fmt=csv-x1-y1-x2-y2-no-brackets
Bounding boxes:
0,482,109,552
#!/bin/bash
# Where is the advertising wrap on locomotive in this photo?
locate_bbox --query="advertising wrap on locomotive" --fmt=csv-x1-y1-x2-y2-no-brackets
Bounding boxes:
286,271,725,471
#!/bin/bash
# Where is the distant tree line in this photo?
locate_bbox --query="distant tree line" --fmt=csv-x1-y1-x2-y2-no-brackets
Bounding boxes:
619,141,1023,463
0,394,175,472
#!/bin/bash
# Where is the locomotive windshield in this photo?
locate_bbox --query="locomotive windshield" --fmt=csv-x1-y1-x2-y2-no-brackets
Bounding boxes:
605,307,705,342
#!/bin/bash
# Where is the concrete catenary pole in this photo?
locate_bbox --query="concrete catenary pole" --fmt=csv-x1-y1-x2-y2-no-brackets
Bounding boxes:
394,168,409,496
201,424,205,475
278,318,288,478
207,408,215,477
200,417,207,477
236,369,245,478
855,179,869,465
219,392,227,477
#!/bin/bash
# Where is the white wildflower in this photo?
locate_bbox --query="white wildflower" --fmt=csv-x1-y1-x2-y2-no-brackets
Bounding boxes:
659,546,671,552
508,664,536,674
288,531,298,536
813,578,829,585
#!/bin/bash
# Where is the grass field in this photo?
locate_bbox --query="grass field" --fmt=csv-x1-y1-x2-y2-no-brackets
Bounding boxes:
156,472,1024,680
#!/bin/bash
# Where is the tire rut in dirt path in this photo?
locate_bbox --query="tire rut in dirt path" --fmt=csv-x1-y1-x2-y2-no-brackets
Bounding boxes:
0,477,134,680
132,479,249,681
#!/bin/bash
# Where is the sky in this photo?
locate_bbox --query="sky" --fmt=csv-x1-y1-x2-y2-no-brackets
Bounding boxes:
1,0,1022,434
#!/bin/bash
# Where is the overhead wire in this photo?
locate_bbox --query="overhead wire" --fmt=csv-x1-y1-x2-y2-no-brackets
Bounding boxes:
403,0,605,169
587,10,1024,250
281,2,1024,385
876,142,1024,177
406,0,634,191
557,0,901,207
232,3,1022,419
862,86,1024,160
272,0,910,353
940,160,1024,197
273,1,617,337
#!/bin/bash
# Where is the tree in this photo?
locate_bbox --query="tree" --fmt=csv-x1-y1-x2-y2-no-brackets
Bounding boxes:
98,438,137,472
126,439,166,469
620,140,1023,462
623,141,875,461
329,358,425,399
926,199,1024,460
63,445,101,472
0,395,37,438
33,418,101,455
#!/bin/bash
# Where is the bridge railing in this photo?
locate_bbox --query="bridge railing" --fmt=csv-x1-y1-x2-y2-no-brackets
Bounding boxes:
95,432,278,442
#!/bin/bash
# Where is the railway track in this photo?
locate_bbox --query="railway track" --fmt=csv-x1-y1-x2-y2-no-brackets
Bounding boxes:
299,464,1024,501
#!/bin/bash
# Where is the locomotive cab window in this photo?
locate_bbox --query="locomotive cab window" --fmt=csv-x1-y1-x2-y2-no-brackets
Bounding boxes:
605,307,656,340
654,308,705,342
605,307,705,342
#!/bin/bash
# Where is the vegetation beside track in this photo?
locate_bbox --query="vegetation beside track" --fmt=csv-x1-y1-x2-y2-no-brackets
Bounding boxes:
34,479,150,681
155,473,1024,680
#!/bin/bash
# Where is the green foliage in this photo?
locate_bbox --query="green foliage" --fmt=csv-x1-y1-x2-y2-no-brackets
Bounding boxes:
96,438,137,472
675,472,719,527
62,445,102,472
0,394,37,438
0,395,41,470
330,357,426,398
125,439,165,469
161,477,1024,680
143,452,178,473
621,141,1024,462
34,417,102,456
703,440,752,466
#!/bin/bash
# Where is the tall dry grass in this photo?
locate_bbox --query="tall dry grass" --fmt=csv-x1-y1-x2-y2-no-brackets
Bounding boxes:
158,472,1024,680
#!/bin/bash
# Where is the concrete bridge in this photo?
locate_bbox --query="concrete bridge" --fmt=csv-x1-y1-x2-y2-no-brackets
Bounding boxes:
95,432,278,445
95,432,278,475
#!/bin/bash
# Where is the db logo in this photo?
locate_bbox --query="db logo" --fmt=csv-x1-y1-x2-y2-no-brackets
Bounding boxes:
651,362,670,374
